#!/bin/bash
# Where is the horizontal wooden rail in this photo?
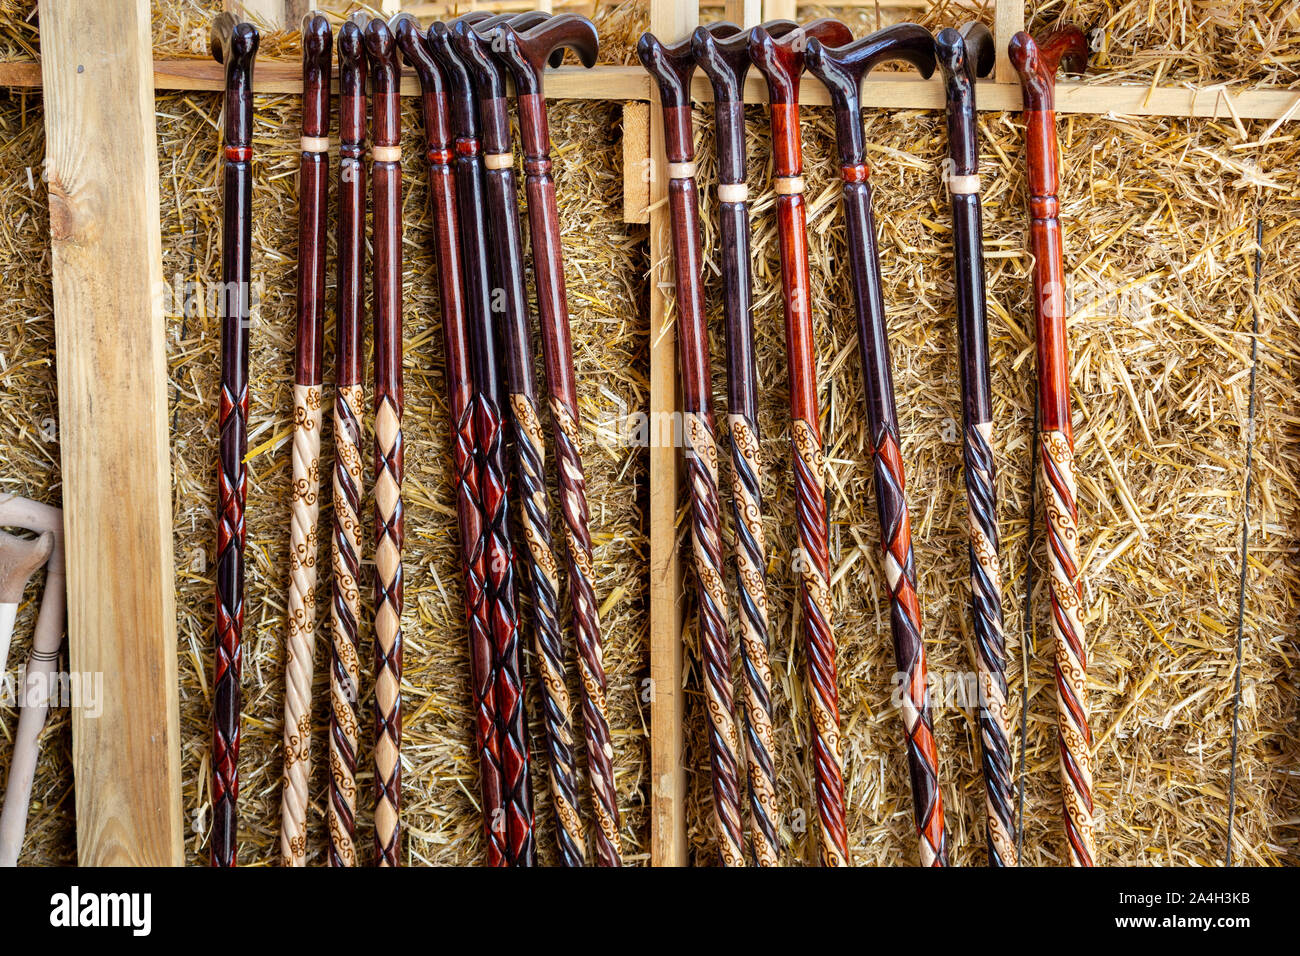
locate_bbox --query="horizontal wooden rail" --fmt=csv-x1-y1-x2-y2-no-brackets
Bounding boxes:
0,59,1297,120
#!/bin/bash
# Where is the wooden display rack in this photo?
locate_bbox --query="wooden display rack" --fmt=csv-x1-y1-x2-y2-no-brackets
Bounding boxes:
3,0,1296,866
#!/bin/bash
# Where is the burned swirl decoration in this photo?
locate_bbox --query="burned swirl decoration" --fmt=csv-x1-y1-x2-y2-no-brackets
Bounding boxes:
750,20,853,867
935,23,1016,866
210,13,257,868
366,18,404,867
281,13,331,868
639,27,745,867
328,15,367,868
1010,26,1094,867
493,14,621,866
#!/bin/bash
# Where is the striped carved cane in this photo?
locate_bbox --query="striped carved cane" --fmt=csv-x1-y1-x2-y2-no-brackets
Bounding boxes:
935,22,1016,867
280,12,331,868
749,18,853,867
396,13,510,867
1009,25,1094,867
806,24,948,867
209,12,258,868
639,23,749,867
453,12,587,867
327,13,367,868
365,16,405,867
692,20,795,868
494,14,621,866
429,17,536,865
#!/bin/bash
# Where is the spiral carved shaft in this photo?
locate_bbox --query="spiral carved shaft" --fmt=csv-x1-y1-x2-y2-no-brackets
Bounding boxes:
963,423,1016,865
329,383,364,866
550,399,622,865
728,414,779,866
1042,430,1094,865
282,384,323,864
510,394,585,866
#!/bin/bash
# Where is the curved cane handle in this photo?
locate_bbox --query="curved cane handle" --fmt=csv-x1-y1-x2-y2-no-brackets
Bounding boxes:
935,23,992,176
1009,26,1088,110
212,15,258,149
638,22,739,108
392,13,437,90
692,19,796,103
749,18,852,104
495,13,598,94
301,13,332,140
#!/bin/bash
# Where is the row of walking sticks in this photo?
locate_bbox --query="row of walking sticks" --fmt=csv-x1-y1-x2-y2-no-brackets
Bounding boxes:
638,18,1093,866
211,10,619,866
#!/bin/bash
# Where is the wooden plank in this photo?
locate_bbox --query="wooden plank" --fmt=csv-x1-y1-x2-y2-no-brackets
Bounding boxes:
994,0,1025,85
2,60,1298,120
725,0,761,26
762,0,797,21
39,0,182,865
647,0,696,869
622,101,651,223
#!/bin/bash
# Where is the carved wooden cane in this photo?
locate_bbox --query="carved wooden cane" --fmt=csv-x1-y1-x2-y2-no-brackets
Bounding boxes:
0,496,63,867
0,530,52,680
638,22,749,868
327,12,367,868
209,12,258,868
365,16,405,867
454,11,588,867
493,14,622,867
691,18,797,868
934,22,1015,867
429,17,535,866
749,17,853,867
806,23,947,868
280,11,331,868
1009,24,1093,868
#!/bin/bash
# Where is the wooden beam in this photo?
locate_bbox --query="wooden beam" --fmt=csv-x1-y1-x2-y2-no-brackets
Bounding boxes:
724,0,761,26
994,0,1025,85
39,0,182,865
622,101,650,223
762,0,797,21
647,0,695,869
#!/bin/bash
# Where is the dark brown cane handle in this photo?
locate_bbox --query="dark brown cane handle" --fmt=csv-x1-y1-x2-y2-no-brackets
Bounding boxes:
494,13,598,93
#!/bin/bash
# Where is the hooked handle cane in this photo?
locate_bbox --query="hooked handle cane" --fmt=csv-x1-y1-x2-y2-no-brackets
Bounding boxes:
209,12,257,869
806,22,947,869
494,14,625,867
1009,25,1094,868
638,24,749,868
280,11,331,868
749,18,852,868
935,22,1017,867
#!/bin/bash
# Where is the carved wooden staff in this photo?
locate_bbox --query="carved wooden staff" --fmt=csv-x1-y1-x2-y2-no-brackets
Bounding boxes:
454,11,588,867
749,17,852,867
0,496,63,868
395,13,511,867
209,12,258,868
692,18,796,868
327,12,367,868
1009,24,1093,868
365,16,405,867
493,14,622,868
638,22,749,867
280,11,331,868
429,17,535,866
934,22,1014,867
0,530,52,679
805,23,947,868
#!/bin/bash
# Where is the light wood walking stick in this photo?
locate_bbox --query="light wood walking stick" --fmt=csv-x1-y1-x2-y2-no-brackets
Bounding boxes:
0,531,53,680
280,10,331,868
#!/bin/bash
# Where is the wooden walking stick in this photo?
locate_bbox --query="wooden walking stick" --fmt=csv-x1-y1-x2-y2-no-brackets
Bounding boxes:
396,13,511,867
209,12,258,868
453,11,588,867
691,18,797,868
748,17,852,867
0,530,53,680
935,22,1015,867
429,17,535,866
805,23,947,867
280,11,331,868
638,21,749,867
365,15,405,867
492,13,622,867
1009,24,1093,867
0,497,63,868
327,10,367,870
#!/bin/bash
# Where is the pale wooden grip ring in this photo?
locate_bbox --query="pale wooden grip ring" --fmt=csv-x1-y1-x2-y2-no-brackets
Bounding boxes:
774,176,804,195
300,136,330,154
371,145,401,162
667,161,696,180
947,173,981,194
717,183,748,203
484,152,513,170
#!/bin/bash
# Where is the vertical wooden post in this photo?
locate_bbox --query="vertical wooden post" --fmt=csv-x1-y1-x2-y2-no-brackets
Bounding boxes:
39,0,183,865
994,0,1026,84
762,0,797,23
725,0,761,26
648,0,698,868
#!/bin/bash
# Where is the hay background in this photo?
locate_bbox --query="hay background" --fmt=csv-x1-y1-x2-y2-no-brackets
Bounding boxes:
0,0,1295,865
